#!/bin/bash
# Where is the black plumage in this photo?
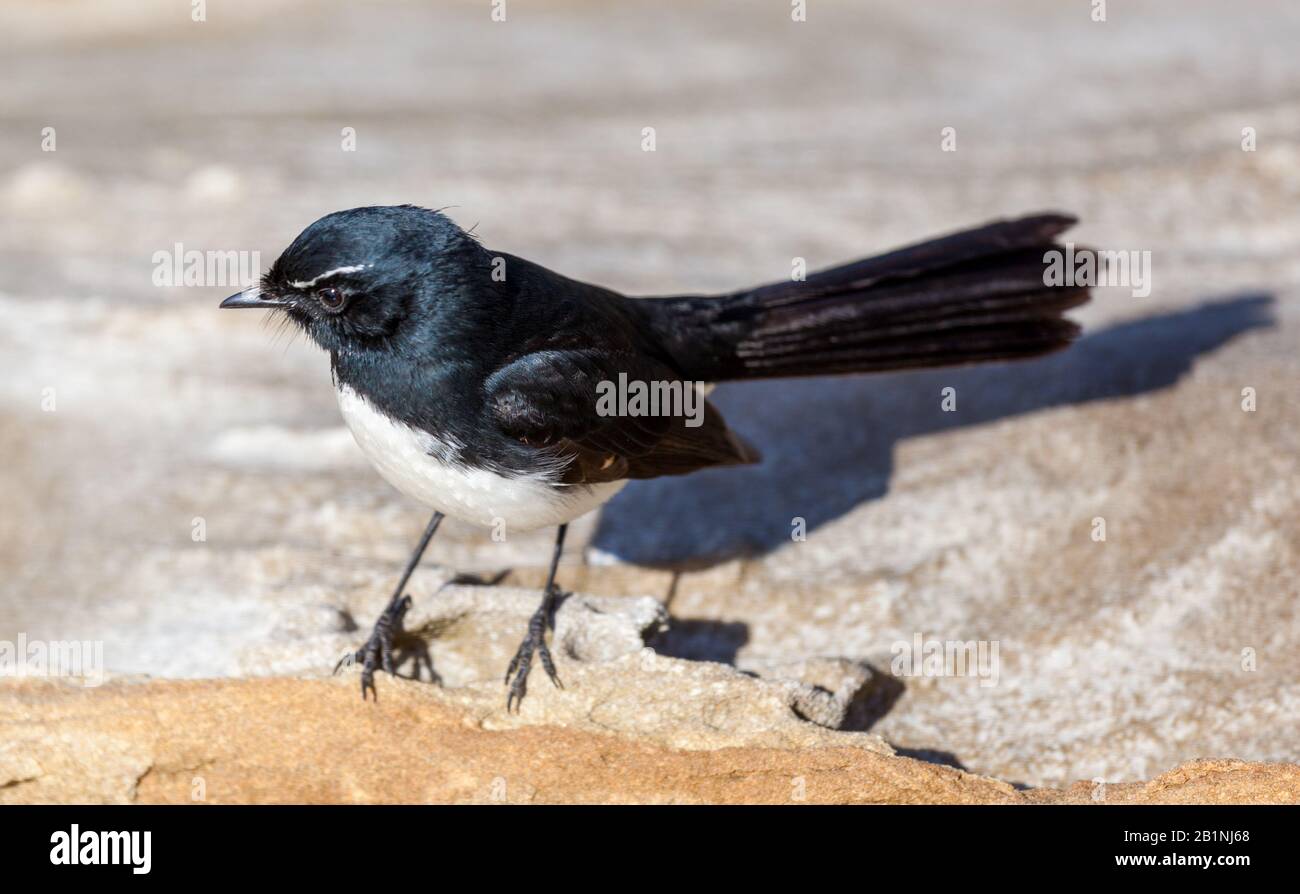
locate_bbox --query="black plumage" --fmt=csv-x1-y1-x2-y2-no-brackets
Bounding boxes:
237,205,1087,487
221,204,1090,706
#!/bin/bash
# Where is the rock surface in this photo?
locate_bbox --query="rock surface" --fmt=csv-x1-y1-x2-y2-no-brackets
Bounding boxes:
3,587,1298,804
3,675,1297,804
2,0,1299,795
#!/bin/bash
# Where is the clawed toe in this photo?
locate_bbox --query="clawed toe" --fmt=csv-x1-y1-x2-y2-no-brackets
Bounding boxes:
332,650,356,676
504,606,563,712
338,594,414,701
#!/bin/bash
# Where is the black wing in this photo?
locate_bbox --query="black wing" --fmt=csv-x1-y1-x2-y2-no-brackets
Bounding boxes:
485,347,758,484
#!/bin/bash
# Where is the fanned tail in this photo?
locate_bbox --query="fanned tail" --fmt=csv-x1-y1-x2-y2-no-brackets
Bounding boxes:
646,213,1090,380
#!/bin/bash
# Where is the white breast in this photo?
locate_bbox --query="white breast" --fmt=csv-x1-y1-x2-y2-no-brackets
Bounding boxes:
336,385,625,531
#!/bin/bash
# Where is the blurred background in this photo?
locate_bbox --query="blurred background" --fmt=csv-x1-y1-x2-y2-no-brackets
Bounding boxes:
2,0,1298,788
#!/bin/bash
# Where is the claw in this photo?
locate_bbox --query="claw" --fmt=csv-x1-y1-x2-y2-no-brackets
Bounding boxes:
332,651,357,676
503,604,564,710
340,593,417,703
538,641,563,689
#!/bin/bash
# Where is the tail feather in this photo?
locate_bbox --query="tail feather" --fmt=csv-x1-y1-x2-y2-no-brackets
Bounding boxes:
645,213,1090,381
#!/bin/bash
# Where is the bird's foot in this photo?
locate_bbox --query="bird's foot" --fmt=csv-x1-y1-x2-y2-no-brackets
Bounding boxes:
334,594,413,701
504,588,564,712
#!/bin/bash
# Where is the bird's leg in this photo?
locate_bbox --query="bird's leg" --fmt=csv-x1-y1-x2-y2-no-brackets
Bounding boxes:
336,510,444,700
505,524,568,712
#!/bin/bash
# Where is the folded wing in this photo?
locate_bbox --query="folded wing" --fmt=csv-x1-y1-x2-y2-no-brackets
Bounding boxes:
486,348,758,484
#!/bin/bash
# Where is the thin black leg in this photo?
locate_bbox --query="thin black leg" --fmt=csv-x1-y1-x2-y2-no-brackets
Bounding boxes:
505,524,568,712
336,510,444,700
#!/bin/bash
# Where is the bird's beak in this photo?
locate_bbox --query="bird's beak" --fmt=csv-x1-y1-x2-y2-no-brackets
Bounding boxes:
219,286,287,309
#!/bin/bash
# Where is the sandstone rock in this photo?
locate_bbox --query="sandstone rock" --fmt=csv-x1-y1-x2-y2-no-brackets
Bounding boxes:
239,585,900,752
2,677,1295,805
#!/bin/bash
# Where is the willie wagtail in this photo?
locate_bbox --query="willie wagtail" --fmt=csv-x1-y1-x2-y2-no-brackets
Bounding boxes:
221,205,1089,709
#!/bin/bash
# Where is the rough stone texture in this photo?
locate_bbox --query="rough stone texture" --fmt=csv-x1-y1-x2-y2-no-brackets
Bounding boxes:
2,676,1296,804
2,0,1299,796
236,585,900,751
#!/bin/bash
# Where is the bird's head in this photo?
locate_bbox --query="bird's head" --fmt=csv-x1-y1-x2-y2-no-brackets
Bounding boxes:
221,205,488,355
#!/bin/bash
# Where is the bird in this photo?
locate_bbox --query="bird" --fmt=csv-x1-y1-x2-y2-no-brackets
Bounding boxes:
221,204,1090,709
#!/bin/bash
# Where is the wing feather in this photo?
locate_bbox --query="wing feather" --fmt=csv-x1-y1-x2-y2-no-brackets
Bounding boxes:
486,349,758,484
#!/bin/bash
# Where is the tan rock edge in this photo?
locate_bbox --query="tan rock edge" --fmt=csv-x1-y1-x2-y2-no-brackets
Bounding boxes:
2,675,1296,805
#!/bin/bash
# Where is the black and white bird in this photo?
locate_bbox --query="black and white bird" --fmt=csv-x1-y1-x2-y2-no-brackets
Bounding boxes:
221,205,1089,708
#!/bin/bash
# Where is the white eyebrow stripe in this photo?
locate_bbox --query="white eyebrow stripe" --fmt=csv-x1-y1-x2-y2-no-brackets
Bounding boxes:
289,264,370,289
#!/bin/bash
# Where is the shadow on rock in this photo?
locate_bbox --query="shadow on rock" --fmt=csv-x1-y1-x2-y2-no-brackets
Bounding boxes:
393,633,441,686
892,747,968,772
650,619,749,664
593,294,1274,564
838,664,905,731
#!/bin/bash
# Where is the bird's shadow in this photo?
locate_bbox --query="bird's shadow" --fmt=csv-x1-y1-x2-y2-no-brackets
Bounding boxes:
592,293,1274,564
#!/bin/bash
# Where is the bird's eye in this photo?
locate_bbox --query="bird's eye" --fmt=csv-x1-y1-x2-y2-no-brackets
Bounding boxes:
318,286,347,313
